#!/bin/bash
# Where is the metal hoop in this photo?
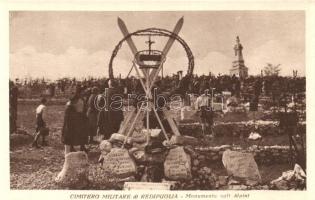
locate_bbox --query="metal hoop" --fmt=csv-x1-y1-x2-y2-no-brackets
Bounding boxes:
108,28,194,79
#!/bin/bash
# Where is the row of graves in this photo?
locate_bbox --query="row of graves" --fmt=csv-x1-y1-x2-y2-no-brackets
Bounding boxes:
54,91,306,190
54,133,306,190
55,17,305,190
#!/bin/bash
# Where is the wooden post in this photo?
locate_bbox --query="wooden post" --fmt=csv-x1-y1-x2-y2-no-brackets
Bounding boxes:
152,105,169,141
122,103,144,147
163,109,181,136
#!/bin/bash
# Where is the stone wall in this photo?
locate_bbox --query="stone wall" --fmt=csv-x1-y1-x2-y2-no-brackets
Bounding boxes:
179,121,306,137
193,145,297,165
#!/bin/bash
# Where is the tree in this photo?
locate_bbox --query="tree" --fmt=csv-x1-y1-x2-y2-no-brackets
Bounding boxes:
263,63,281,76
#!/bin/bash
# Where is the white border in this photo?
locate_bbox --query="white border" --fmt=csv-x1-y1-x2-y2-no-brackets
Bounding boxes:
1,1,314,200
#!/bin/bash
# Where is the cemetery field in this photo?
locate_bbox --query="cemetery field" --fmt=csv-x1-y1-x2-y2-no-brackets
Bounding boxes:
10,101,296,189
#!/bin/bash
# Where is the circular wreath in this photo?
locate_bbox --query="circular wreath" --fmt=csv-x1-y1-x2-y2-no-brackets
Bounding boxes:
108,28,194,79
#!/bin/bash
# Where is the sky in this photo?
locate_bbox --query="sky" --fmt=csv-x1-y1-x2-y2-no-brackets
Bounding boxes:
9,11,305,80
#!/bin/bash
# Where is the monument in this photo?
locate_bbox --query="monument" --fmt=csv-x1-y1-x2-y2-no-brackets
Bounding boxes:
230,36,248,79
104,17,195,183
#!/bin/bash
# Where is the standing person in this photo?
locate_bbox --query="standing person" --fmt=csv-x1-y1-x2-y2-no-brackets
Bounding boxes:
86,86,99,144
32,97,49,148
9,80,18,134
195,89,214,137
279,100,305,170
62,88,89,155
97,79,124,139
49,83,55,97
108,80,124,135
82,87,91,113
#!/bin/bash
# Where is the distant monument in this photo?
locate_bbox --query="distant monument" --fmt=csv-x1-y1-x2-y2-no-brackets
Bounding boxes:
230,36,248,79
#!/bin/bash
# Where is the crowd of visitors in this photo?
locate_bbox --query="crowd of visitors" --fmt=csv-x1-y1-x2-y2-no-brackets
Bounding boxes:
10,73,306,100
9,73,306,153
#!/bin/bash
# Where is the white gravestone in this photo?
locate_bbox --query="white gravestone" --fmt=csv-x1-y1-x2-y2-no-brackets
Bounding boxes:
164,146,192,180
102,148,136,178
222,150,261,184
55,152,89,188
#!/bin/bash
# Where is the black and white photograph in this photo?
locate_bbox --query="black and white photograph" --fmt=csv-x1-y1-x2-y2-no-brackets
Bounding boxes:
5,2,312,196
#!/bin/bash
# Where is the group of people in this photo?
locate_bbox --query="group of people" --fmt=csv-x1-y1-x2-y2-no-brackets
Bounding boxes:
31,79,125,155
11,72,305,155
61,79,124,154
12,72,306,102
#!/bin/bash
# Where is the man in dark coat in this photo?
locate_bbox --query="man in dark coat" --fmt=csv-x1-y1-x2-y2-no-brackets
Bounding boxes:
97,79,124,139
86,86,99,144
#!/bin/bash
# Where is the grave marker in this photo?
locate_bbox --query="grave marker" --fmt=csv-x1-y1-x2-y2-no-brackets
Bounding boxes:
55,152,89,189
222,150,261,183
164,146,191,180
102,148,136,178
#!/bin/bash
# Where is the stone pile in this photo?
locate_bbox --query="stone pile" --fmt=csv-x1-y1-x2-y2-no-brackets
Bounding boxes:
93,133,196,183
88,134,137,188
172,145,306,190
172,166,217,190
170,146,225,190
89,164,136,190
270,164,306,190
54,137,306,190
170,152,270,191
169,146,216,190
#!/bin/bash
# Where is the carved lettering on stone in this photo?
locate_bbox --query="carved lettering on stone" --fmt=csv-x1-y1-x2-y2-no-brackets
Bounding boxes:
164,146,191,180
102,148,136,178
222,150,261,183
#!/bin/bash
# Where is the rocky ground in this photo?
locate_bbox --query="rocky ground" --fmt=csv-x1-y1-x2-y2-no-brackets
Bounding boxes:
10,101,304,190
